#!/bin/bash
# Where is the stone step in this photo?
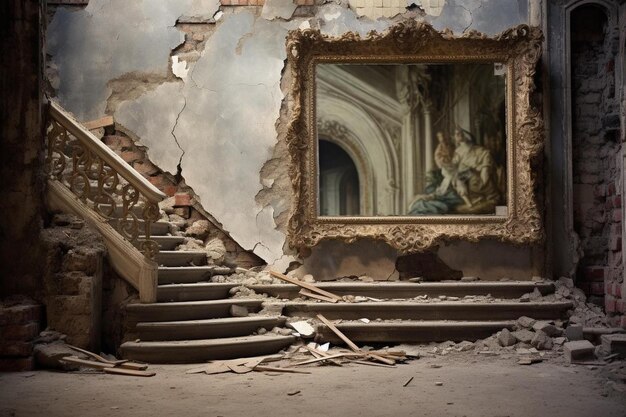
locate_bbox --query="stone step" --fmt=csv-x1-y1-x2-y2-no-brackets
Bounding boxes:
250,282,554,300
156,251,207,267
317,321,516,344
140,235,185,250
120,335,296,364
277,301,573,321
135,316,287,341
157,266,234,284
126,299,264,322
157,283,239,302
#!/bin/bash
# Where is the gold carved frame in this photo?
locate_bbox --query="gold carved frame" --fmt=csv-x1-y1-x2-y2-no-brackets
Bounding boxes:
285,22,544,253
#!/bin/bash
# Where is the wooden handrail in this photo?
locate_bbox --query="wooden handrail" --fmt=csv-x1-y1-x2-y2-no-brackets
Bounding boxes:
49,101,166,204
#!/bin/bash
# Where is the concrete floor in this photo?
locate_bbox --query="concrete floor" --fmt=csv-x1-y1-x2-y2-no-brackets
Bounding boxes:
0,356,624,417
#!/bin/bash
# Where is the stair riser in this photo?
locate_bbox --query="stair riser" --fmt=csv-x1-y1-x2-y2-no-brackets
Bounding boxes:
318,323,515,344
156,252,207,267
136,318,286,341
250,283,554,300
127,301,263,323
281,303,572,321
157,267,233,284
120,337,296,364
108,219,170,236
140,236,185,250
157,284,238,302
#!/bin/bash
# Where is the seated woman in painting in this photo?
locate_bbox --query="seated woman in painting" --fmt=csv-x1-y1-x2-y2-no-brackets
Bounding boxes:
408,128,501,215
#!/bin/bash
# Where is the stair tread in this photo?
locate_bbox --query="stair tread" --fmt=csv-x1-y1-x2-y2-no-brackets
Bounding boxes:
158,282,238,289
121,334,295,348
127,299,263,309
277,301,573,307
136,316,284,328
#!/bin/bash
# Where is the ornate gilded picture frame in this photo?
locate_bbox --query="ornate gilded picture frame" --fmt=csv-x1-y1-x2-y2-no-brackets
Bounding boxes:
285,22,544,253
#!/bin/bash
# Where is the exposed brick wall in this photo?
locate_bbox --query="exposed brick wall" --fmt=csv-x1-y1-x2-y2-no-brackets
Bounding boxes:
103,131,263,269
571,7,624,327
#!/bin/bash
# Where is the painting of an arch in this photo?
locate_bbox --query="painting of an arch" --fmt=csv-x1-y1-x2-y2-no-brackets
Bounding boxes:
316,63,508,216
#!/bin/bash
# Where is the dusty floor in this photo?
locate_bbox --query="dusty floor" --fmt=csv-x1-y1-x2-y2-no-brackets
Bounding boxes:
1,355,625,417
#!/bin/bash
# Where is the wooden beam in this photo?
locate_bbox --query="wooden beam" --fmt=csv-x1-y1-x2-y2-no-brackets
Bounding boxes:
316,314,361,353
269,271,342,301
83,115,114,131
299,289,338,303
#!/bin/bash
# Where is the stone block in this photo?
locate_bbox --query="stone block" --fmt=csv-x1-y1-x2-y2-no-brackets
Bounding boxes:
511,329,534,343
565,324,584,341
517,316,536,329
531,330,553,350
0,322,39,341
563,340,595,363
532,321,562,337
230,305,248,317
0,356,34,372
0,304,42,326
601,334,626,355
497,328,517,347
0,341,33,357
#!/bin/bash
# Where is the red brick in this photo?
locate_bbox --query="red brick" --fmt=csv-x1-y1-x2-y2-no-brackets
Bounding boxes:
0,322,39,341
614,195,622,209
120,150,144,164
174,193,192,207
609,234,622,251
102,135,133,150
612,209,622,223
583,266,606,282
0,357,34,372
605,295,617,313
594,184,607,198
609,182,617,196
621,316,626,329
617,300,626,313
591,281,605,296
0,304,42,326
0,341,33,357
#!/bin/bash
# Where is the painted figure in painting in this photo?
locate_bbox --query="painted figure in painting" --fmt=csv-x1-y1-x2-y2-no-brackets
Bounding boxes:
409,128,502,215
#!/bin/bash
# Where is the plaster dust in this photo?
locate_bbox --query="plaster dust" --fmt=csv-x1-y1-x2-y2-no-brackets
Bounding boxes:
1,357,624,417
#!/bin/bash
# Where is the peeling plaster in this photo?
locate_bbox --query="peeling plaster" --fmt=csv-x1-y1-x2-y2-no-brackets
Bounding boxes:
262,0,298,21
115,82,186,175
47,0,213,120
426,0,525,35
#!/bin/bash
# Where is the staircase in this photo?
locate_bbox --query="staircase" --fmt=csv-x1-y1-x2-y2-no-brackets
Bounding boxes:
119,227,295,364
120,214,573,363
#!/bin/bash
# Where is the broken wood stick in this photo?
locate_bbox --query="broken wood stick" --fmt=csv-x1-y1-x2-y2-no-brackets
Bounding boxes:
403,377,414,387
60,356,115,370
303,345,343,366
299,289,338,303
83,115,114,131
270,271,342,302
67,345,147,370
103,367,156,377
254,366,311,374
316,314,361,353
351,360,396,368
366,353,396,366
291,353,360,367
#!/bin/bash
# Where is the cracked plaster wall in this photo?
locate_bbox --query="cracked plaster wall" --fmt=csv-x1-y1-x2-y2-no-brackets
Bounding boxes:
47,0,539,278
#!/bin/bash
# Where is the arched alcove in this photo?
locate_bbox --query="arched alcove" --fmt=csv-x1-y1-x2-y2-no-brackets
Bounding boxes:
318,140,361,216
569,2,621,305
